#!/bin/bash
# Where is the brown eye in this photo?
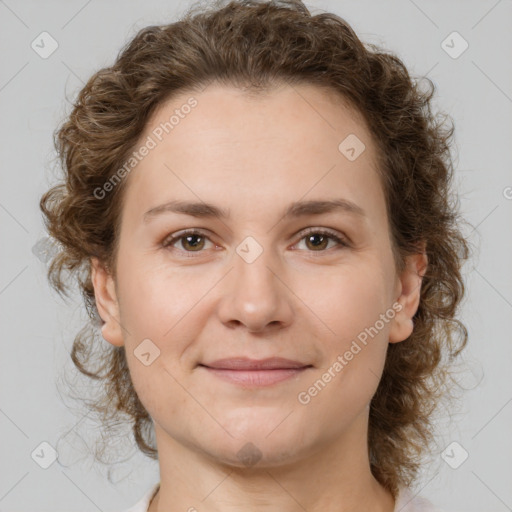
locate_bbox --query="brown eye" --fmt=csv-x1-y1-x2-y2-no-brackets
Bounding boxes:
304,233,330,251
296,229,349,252
162,230,213,253
180,234,206,251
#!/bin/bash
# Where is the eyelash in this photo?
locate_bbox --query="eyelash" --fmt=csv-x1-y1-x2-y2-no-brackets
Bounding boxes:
161,227,350,257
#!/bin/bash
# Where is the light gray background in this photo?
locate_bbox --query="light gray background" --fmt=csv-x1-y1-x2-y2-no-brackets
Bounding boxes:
1,0,511,511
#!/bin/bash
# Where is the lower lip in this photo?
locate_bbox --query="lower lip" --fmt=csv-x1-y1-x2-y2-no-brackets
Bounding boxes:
200,366,310,387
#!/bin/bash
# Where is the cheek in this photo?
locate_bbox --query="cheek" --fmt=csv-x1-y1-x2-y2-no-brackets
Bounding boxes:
115,257,213,384
117,265,198,417
116,252,206,333
301,272,391,422
311,262,392,404
125,355,189,425
319,264,391,341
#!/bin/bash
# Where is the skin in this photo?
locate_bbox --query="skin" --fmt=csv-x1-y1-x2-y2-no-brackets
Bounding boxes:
91,82,427,512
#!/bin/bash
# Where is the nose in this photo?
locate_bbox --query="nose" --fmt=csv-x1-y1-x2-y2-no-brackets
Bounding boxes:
216,247,294,333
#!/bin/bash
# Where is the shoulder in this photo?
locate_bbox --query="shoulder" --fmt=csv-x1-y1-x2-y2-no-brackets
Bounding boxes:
119,483,160,512
394,487,449,512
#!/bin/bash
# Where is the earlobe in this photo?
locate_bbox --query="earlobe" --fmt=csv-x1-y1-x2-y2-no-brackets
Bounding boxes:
388,249,428,344
91,257,125,347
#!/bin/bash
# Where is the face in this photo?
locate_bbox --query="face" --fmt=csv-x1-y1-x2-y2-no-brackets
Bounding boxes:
92,82,425,469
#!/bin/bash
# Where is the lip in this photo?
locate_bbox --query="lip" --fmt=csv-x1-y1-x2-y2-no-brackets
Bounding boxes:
201,357,310,370
198,357,313,388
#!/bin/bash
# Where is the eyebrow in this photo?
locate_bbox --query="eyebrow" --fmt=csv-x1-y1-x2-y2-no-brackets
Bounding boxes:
143,198,366,222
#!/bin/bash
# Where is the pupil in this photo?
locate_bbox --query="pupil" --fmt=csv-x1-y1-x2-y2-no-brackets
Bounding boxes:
308,234,327,249
185,235,203,250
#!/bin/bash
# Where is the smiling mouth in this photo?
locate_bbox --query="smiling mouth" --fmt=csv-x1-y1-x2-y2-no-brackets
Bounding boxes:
198,363,313,387
200,356,311,370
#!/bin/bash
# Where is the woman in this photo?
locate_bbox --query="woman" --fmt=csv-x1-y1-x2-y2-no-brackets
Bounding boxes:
40,1,470,510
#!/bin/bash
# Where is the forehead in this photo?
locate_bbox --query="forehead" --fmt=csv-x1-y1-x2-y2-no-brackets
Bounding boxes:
146,82,373,158
121,82,386,228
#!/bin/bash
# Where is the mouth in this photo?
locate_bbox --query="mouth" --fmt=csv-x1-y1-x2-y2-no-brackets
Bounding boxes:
198,357,313,388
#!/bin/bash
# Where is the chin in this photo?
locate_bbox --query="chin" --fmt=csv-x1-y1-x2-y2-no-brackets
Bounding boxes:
207,441,308,471
200,427,311,471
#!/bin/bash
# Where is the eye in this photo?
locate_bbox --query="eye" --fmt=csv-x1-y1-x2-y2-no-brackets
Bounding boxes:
294,228,350,252
161,227,350,257
162,229,215,255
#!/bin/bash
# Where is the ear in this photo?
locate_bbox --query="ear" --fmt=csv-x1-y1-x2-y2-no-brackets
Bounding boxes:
388,246,428,344
91,257,124,347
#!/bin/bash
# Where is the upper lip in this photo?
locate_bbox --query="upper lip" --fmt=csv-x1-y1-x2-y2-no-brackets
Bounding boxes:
200,357,311,370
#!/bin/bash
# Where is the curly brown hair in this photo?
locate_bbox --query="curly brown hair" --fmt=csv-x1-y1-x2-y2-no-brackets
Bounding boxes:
40,0,471,497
